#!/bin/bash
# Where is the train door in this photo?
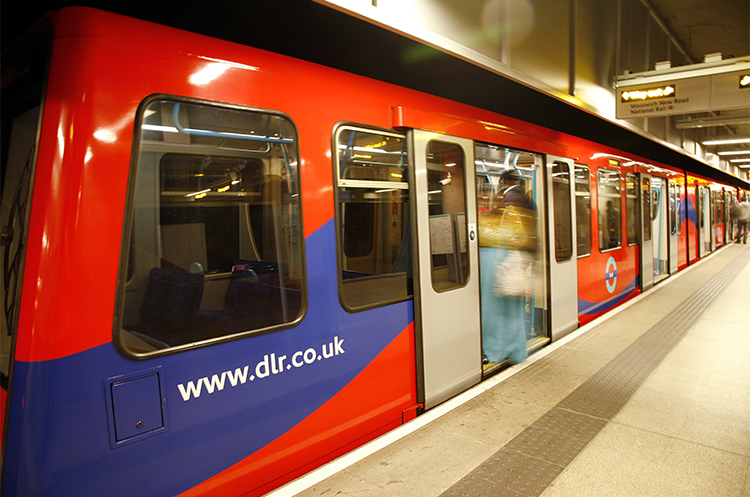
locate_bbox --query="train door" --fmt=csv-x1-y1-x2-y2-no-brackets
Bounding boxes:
698,186,710,257
651,177,669,283
546,156,578,340
725,191,734,243
411,131,481,409
639,174,654,291
714,190,725,247
668,180,679,274
475,144,548,375
707,187,718,252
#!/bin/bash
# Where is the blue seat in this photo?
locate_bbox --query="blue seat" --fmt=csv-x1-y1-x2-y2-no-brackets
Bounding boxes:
197,261,301,337
135,267,204,346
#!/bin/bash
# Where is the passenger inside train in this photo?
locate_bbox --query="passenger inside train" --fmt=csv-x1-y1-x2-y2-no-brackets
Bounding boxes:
476,149,543,370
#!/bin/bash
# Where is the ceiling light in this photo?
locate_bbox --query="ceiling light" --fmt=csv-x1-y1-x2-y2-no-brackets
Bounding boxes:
702,138,750,146
717,150,750,156
675,116,750,129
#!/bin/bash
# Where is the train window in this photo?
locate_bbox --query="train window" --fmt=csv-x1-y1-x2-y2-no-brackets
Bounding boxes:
427,141,470,291
725,191,734,241
676,184,682,235
626,174,638,245
714,189,723,228
598,168,622,251
575,164,592,257
642,177,652,242
552,161,573,262
710,190,717,228
334,126,411,311
341,165,376,258
116,98,304,354
669,180,682,235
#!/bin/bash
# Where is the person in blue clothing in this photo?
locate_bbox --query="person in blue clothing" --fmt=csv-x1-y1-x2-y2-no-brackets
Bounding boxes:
479,169,536,366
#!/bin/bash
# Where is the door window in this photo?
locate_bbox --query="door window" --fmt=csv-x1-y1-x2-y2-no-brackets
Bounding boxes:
652,177,668,279
575,164,591,257
670,180,683,235
552,161,573,261
625,174,638,245
641,177,652,242
427,141,469,292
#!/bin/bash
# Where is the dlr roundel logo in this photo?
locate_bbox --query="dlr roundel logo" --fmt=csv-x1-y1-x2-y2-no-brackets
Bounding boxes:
605,257,618,294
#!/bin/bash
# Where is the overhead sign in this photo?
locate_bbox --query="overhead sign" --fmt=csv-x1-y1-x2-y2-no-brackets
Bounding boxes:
621,85,675,102
616,59,750,119
617,77,711,118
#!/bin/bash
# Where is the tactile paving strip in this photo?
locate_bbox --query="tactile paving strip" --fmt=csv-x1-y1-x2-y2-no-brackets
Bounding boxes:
469,449,565,496
503,422,589,467
441,248,750,497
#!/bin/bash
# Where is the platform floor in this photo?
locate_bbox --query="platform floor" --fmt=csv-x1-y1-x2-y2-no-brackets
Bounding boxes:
271,244,750,497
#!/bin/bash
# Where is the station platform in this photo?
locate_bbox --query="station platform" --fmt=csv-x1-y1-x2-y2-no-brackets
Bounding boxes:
270,244,750,497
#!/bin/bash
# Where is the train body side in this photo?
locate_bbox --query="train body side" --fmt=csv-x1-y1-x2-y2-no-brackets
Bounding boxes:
0,7,740,496
2,9,419,496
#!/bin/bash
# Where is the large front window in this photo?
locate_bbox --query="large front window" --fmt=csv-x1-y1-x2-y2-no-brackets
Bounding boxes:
117,98,304,354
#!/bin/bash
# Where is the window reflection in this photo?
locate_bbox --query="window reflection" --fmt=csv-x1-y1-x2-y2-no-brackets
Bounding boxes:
119,99,303,354
598,167,622,251
335,126,411,310
427,141,468,292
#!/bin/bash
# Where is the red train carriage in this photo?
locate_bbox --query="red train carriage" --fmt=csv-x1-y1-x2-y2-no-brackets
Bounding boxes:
0,8,741,497
687,172,738,263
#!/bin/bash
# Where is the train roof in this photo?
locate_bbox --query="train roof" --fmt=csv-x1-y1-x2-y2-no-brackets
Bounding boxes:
4,1,749,190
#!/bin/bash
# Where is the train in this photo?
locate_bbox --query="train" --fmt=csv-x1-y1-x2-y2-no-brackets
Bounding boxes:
1,7,747,497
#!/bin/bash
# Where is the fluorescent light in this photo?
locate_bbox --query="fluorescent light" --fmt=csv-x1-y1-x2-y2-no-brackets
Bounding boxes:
729,158,750,163
142,124,179,133
702,138,750,145
717,150,750,156
186,188,211,197
676,115,750,129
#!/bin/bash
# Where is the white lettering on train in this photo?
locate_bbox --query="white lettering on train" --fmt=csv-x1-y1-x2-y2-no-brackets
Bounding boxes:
177,336,345,401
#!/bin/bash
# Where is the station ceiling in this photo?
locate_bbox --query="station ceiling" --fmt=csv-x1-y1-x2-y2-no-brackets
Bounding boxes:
642,0,749,160
647,0,749,62
3,1,749,63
